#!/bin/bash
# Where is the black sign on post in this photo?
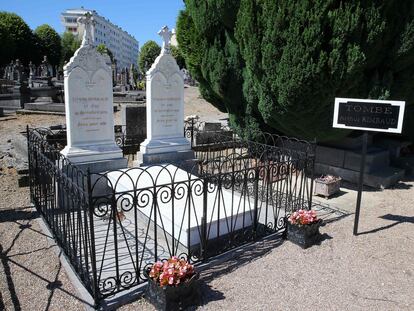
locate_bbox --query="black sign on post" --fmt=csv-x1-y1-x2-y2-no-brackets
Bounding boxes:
333,98,405,133
333,98,405,235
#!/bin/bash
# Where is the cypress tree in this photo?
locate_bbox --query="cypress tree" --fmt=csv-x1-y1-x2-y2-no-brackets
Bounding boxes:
177,0,414,141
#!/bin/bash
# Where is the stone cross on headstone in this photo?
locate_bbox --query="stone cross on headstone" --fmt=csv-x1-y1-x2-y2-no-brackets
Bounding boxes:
78,12,95,46
158,26,172,54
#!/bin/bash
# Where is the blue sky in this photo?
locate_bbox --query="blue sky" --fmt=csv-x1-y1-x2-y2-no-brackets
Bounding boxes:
1,0,185,47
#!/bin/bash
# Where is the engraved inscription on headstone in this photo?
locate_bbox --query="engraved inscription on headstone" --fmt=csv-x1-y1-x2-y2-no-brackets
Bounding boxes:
151,73,182,138
333,98,405,134
72,96,109,133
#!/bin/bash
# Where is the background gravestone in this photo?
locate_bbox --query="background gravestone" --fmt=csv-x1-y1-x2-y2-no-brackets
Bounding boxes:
139,26,195,167
60,13,126,171
121,104,147,144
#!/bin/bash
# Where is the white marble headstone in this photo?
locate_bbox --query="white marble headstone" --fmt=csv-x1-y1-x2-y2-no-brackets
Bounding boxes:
140,26,191,155
61,13,123,163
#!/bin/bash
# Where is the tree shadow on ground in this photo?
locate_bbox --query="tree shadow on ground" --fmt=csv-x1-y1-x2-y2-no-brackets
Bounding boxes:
195,228,336,306
195,233,284,306
339,181,382,192
357,214,414,236
311,201,351,224
320,189,348,199
0,206,94,311
198,282,225,305
389,181,413,190
182,282,226,311
314,233,333,245
0,207,37,223
340,178,413,192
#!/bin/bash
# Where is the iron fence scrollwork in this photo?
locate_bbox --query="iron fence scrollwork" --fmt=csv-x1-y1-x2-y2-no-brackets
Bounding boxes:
27,125,315,307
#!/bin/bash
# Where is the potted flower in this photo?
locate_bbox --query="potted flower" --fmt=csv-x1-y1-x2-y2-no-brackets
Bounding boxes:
314,175,341,198
144,256,200,311
286,209,322,248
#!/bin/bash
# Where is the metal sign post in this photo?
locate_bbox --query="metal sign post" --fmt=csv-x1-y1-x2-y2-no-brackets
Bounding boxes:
333,98,405,235
353,132,368,235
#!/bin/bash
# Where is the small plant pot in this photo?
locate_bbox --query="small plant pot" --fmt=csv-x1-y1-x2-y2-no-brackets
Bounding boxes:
145,271,200,311
314,177,341,198
286,220,322,249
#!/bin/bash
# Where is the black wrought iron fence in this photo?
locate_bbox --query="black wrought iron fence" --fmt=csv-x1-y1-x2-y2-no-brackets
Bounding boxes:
27,127,95,297
114,125,146,161
28,126,315,307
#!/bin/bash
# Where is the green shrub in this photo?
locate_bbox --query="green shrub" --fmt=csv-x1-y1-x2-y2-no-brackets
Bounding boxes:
177,0,414,141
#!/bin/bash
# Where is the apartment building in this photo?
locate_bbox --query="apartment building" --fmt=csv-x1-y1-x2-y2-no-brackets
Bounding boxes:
61,8,139,70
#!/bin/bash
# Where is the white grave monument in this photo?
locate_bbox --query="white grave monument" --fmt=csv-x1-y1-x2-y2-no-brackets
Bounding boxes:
138,26,195,167
61,13,126,170
107,165,254,249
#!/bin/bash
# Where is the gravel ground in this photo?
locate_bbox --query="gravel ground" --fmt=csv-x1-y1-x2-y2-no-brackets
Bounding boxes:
0,87,413,310
121,177,414,311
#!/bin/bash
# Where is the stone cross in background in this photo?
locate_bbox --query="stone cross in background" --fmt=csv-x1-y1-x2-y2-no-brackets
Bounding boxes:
158,25,173,54
39,56,52,77
13,59,23,82
7,61,14,80
129,64,135,88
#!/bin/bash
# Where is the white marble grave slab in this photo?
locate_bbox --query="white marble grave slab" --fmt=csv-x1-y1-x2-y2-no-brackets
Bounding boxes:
106,165,254,247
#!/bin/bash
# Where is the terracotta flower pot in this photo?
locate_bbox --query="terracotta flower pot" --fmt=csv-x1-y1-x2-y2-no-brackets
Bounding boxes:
144,270,200,311
314,177,341,198
287,219,322,249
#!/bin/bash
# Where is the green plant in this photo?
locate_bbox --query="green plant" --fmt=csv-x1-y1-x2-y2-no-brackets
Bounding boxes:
61,31,81,65
34,24,61,66
96,43,114,63
139,40,161,73
137,80,146,90
171,45,186,69
177,0,414,141
0,12,37,65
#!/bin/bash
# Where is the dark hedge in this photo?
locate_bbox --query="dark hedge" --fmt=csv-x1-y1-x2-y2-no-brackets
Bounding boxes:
177,0,414,141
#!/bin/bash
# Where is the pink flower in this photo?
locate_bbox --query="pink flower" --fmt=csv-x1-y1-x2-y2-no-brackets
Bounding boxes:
149,256,195,287
288,209,318,226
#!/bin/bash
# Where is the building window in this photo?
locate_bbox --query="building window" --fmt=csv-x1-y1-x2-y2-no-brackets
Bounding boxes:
65,17,77,23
